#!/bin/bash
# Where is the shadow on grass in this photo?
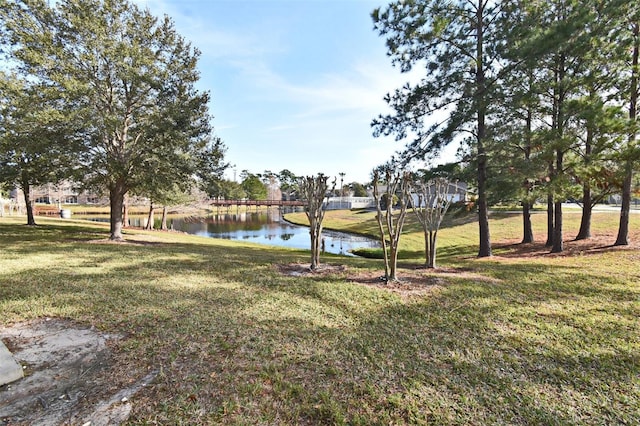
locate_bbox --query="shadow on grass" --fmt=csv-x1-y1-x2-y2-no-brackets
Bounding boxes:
1,220,638,424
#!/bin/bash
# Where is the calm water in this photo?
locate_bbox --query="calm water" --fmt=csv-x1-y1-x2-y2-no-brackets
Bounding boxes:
84,210,380,256
171,211,379,256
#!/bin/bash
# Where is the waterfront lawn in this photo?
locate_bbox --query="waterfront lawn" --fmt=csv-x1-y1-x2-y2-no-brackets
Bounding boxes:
0,213,638,425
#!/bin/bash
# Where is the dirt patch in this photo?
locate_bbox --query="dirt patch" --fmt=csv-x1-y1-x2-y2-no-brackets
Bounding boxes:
275,263,348,277
85,237,168,247
275,233,640,296
493,230,640,258
0,319,156,426
274,263,482,297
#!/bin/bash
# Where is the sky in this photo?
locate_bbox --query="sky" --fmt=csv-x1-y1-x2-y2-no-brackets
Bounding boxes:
133,0,434,184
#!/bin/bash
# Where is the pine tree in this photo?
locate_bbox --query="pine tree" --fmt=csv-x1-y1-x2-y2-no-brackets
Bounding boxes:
614,14,640,246
371,0,511,257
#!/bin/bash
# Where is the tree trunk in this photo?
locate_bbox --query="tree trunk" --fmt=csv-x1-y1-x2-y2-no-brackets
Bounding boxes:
309,230,317,270
22,180,36,226
375,211,390,280
551,200,563,253
576,112,594,241
476,0,491,258
521,201,534,244
145,201,154,230
123,195,129,227
551,151,564,253
550,50,566,253
315,228,322,266
109,182,126,241
546,194,554,247
309,221,323,270
522,101,534,244
427,231,438,269
314,224,322,268
576,184,592,240
424,231,430,268
309,218,322,270
615,23,638,246
389,244,399,281
477,157,491,257
161,206,168,230
615,166,632,246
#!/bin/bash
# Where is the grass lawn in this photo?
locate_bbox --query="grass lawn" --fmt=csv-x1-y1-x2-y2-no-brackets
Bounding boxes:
1,211,639,425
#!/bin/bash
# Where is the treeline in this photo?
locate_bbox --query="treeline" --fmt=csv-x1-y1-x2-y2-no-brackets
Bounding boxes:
372,0,639,254
0,0,228,240
206,169,370,201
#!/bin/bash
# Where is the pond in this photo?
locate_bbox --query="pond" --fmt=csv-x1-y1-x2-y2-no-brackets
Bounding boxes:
83,210,380,256
172,211,380,256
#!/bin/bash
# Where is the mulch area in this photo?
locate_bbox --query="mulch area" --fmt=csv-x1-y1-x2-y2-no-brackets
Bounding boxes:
493,230,640,258
275,230,640,296
275,262,499,297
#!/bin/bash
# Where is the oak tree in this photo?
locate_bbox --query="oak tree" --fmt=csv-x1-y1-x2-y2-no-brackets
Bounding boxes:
0,72,78,225
1,0,215,240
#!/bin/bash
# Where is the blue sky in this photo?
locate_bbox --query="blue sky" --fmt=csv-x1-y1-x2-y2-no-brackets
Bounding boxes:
135,0,430,183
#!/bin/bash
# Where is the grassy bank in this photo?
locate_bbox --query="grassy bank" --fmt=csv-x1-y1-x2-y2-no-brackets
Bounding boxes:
1,213,639,424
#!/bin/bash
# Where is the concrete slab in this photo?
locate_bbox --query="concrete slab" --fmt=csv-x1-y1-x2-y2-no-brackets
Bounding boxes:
0,339,23,386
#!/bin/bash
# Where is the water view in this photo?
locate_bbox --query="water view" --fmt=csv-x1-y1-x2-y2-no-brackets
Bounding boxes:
84,210,380,256
171,211,379,256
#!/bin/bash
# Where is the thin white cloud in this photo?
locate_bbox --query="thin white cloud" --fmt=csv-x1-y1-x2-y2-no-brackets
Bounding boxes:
131,0,435,182
255,59,423,139
134,0,287,61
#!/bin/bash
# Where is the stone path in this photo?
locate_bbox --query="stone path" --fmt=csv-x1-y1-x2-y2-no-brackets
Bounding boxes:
1,318,156,425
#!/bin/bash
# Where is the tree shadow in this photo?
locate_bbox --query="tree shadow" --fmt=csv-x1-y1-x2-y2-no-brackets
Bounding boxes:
1,220,638,423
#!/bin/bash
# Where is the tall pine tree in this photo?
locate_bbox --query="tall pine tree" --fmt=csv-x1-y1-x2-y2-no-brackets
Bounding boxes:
372,0,511,257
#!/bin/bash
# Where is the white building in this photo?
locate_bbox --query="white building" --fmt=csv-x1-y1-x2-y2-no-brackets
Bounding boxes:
324,197,376,210
410,181,469,207
324,182,469,210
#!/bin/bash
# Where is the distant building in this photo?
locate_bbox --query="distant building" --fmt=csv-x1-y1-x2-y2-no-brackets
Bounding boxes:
11,181,107,206
325,182,469,210
324,197,376,210
410,181,469,207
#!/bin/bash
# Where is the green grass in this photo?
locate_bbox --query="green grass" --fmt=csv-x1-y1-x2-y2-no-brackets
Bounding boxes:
1,212,639,425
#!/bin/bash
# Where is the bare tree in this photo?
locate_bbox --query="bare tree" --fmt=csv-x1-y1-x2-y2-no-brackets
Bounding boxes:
299,174,335,270
372,169,411,282
412,178,457,268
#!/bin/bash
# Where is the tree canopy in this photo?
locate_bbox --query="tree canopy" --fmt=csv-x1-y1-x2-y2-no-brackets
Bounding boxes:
372,0,640,253
241,174,268,200
0,71,79,225
0,0,225,239
372,0,508,257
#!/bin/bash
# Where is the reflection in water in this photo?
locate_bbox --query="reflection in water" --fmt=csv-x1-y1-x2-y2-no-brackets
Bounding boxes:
170,210,379,256
81,210,380,256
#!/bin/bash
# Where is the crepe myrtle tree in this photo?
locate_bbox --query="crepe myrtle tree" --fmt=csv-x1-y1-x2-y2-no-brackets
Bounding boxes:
372,166,411,282
412,177,458,269
299,174,335,271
